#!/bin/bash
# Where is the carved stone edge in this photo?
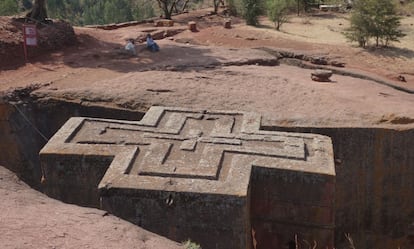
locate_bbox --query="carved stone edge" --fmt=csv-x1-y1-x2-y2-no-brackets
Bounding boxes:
39,106,336,196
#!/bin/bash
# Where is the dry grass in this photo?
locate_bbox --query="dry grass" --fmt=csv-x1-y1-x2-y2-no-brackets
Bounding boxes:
259,13,414,50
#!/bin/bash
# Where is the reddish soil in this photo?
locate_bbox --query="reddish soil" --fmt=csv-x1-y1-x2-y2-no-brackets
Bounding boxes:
0,166,183,249
0,8,414,249
0,9,413,128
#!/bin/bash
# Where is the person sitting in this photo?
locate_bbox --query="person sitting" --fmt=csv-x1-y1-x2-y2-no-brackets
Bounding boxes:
125,39,137,55
146,34,159,52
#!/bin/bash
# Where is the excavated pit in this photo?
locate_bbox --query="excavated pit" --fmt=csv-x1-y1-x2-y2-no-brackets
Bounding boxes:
1,94,413,249
0,96,144,190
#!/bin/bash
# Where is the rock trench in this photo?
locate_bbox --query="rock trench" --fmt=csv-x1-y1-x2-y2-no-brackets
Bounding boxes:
0,88,413,249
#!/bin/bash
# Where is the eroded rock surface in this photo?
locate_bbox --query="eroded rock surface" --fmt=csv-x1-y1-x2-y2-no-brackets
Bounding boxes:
0,166,183,249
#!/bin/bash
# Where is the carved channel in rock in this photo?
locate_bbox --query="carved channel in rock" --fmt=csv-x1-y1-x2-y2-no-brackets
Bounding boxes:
0,94,413,249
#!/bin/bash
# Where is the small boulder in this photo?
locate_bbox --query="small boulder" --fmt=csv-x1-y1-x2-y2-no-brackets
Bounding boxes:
330,60,346,67
398,75,407,82
311,69,333,82
224,20,231,29
310,56,328,65
188,21,197,32
155,19,174,27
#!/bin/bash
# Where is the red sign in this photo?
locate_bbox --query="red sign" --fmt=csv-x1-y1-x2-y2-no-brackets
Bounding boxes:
23,24,38,46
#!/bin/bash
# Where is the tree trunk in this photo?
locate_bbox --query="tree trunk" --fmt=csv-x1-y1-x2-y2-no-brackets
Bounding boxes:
213,0,220,13
157,0,173,19
27,0,48,22
181,0,190,12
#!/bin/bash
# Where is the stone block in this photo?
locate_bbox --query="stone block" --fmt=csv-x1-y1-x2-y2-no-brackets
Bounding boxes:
188,21,197,32
155,19,174,27
319,4,340,11
224,20,231,29
311,69,333,82
40,106,335,249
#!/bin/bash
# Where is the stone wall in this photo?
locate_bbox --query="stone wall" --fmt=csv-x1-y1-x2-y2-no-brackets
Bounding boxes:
40,154,113,207
1,97,413,249
101,190,250,249
263,126,414,249
0,98,144,189
251,168,335,249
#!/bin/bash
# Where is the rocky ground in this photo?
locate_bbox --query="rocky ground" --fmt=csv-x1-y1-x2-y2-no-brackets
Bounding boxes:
0,166,183,249
1,10,413,128
0,7,414,249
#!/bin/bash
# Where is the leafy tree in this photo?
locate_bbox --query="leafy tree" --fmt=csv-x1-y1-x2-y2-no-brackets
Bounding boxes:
343,0,371,47
292,0,316,14
156,0,182,19
103,0,133,23
212,0,225,13
267,0,293,30
371,0,405,46
344,0,405,47
26,0,48,21
20,0,33,10
47,0,82,24
0,0,19,16
131,1,156,21
227,0,244,16
83,1,106,25
243,0,261,26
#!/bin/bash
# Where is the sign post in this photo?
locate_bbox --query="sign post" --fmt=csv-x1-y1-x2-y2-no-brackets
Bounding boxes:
23,24,38,62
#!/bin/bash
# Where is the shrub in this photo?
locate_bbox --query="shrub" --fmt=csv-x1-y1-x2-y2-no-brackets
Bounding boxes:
243,0,261,25
267,0,294,30
344,0,405,47
0,0,19,16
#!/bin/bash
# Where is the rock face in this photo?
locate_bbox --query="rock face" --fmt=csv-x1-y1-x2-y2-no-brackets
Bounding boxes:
270,126,414,249
0,95,145,190
311,69,333,82
3,97,413,249
40,106,336,249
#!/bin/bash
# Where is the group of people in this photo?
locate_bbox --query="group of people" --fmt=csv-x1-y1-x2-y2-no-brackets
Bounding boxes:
124,34,159,56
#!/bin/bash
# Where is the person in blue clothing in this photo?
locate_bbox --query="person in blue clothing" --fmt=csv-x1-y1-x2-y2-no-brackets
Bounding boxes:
146,34,159,52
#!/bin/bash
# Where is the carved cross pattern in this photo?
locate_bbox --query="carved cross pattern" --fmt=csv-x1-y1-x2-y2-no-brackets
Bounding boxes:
40,106,335,249
40,106,334,196
61,107,306,188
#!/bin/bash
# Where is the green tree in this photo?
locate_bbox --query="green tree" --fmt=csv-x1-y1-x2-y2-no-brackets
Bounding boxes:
227,0,244,16
243,0,260,26
156,0,182,19
47,0,82,23
131,0,156,21
344,0,405,47
0,0,19,16
103,0,133,23
212,0,221,13
343,0,371,47
267,0,293,30
371,0,405,46
27,0,48,21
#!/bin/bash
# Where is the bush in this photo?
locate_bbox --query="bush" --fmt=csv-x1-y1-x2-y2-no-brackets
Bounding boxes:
267,0,294,30
243,0,261,25
0,0,19,16
344,0,405,47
